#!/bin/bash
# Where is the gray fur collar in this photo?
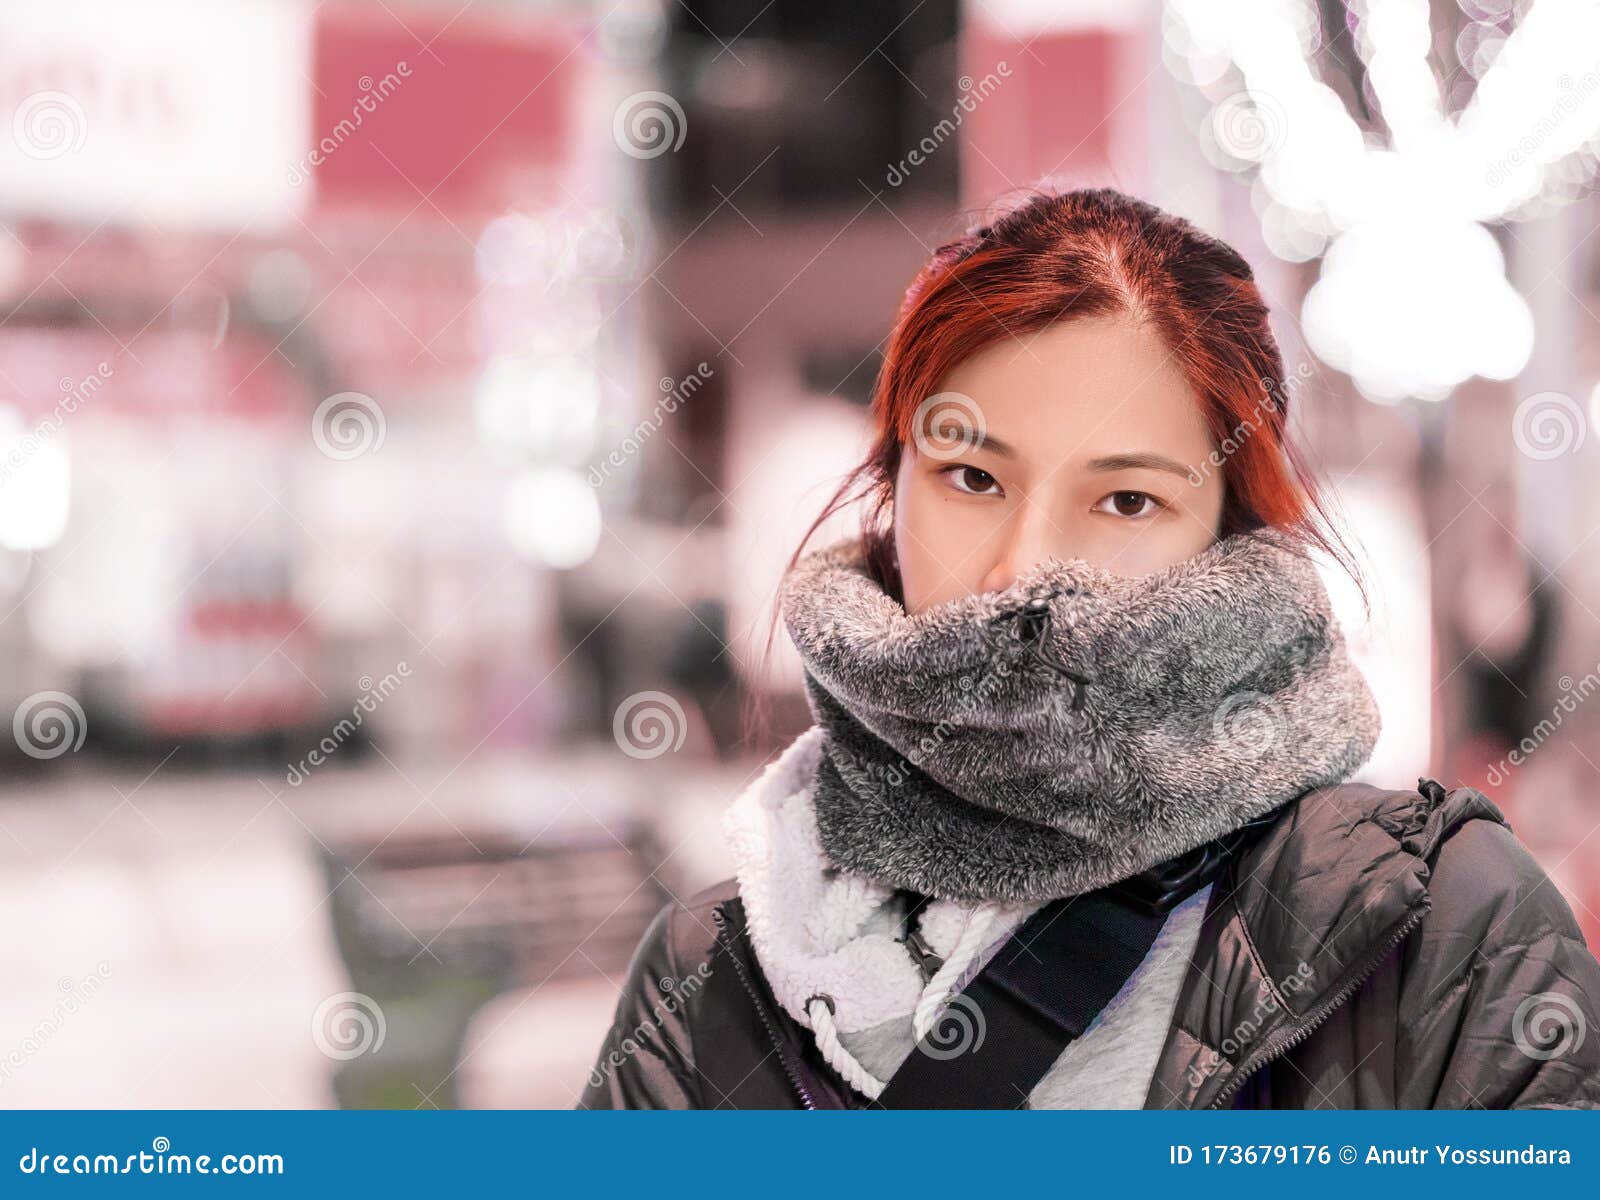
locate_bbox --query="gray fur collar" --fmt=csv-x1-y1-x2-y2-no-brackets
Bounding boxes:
780,528,1382,902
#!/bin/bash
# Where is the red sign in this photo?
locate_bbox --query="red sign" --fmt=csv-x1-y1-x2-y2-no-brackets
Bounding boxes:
308,7,580,214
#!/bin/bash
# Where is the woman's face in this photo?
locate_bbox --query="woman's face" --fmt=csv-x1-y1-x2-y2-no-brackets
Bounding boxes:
892,313,1225,615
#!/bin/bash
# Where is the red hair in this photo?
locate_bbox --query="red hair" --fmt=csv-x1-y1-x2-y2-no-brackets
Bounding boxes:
745,185,1366,747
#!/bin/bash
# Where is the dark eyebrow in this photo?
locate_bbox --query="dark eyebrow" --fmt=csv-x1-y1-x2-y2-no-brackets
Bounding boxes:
967,430,1018,458
961,437,1192,479
1086,451,1193,479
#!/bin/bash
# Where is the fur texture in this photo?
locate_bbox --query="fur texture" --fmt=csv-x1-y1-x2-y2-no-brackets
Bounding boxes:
721,726,1037,1035
720,724,1216,1104
780,527,1382,902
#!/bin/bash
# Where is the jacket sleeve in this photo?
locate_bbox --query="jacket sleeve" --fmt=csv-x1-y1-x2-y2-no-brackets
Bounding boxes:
1401,816,1600,1108
575,900,704,1110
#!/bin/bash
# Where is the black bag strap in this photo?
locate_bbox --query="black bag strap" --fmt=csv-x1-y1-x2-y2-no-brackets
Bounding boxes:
871,888,1165,1108
870,810,1278,1109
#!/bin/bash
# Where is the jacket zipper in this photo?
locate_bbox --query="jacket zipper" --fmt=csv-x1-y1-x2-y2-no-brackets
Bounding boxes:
900,890,944,983
1206,898,1432,1108
711,902,820,1110
716,887,1427,1111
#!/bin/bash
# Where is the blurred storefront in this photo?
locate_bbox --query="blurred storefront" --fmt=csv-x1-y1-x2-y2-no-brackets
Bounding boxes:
1,0,1598,1108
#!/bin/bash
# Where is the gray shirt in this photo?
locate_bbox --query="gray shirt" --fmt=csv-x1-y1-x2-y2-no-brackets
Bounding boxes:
836,882,1213,1108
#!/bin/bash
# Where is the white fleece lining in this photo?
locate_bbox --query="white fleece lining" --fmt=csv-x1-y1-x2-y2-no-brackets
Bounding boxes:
721,726,1041,1037
721,726,1218,1107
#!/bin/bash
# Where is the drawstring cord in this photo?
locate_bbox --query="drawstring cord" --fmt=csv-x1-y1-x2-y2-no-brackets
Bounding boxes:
912,906,1010,1041
1012,597,1094,712
803,595,1093,1098
805,994,884,1099
803,902,1015,1100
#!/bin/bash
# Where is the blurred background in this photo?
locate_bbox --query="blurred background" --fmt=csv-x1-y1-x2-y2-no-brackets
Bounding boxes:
1,0,1598,1108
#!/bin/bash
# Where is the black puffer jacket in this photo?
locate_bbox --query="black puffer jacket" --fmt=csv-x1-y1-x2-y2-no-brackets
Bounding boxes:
577,777,1600,1109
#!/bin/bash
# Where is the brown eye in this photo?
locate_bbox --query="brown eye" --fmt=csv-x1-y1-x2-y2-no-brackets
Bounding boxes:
1098,490,1161,518
1112,491,1145,516
948,465,999,495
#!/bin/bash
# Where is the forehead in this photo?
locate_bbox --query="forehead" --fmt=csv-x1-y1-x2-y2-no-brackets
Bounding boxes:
937,313,1211,460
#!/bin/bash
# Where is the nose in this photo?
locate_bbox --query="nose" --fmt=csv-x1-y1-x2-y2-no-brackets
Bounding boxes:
979,498,1062,595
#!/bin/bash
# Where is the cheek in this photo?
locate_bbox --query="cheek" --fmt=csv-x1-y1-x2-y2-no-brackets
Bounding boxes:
1122,534,1206,576
1104,508,1221,577
893,469,995,610
891,472,936,605
1175,473,1227,544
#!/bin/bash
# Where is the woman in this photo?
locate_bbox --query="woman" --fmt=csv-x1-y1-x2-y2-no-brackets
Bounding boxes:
577,187,1600,1109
